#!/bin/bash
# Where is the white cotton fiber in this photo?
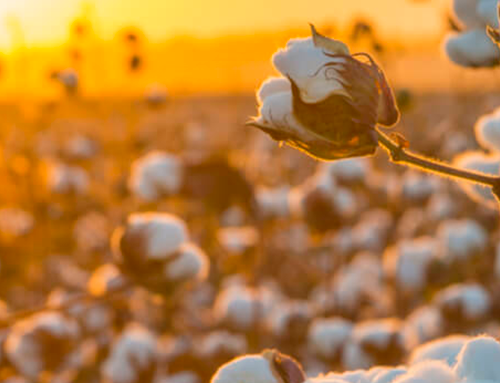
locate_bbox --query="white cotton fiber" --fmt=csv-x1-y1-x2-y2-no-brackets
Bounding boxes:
308,318,353,359
454,336,500,382
474,108,500,153
257,77,291,104
164,243,209,282
272,37,348,104
445,29,500,68
210,355,277,383
409,335,470,366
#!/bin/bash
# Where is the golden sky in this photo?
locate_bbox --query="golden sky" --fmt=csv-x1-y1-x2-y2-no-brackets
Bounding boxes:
0,0,448,49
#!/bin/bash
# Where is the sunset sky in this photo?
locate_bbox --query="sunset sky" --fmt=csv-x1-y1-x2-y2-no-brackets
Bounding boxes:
0,0,448,49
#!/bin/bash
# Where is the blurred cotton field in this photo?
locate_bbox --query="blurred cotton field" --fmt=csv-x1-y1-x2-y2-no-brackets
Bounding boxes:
2,0,500,383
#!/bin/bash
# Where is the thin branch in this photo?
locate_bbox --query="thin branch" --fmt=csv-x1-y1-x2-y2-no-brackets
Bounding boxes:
0,283,131,329
375,127,500,188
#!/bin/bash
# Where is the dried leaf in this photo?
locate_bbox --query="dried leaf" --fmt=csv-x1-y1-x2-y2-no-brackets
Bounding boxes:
310,24,350,55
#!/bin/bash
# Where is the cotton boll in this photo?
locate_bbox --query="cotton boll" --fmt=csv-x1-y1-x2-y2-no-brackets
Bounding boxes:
403,306,444,348
213,285,261,331
102,324,157,383
211,351,306,383
434,283,491,326
308,318,353,360
383,237,438,294
64,135,98,160
257,77,292,104
409,335,470,366
445,29,500,68
255,186,291,220
164,243,209,282
322,158,369,184
372,368,408,383
5,312,80,380
426,194,457,222
396,209,427,239
399,171,440,205
272,37,348,104
197,331,247,360
353,209,394,252
437,219,487,263
474,108,500,153
217,226,259,255
342,319,405,370
115,213,187,262
46,162,89,195
454,336,500,382
333,187,359,219
129,152,183,201
453,151,500,208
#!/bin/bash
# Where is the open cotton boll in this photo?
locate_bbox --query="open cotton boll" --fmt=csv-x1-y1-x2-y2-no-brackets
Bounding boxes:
272,37,348,104
436,219,487,263
383,237,438,294
453,151,500,208
333,187,358,218
308,318,353,360
371,368,408,383
444,29,500,68
433,283,491,323
157,372,201,383
217,226,259,255
342,319,405,370
118,213,188,261
102,324,157,383
322,158,369,184
403,306,444,348
426,193,457,222
474,108,500,153
164,243,209,282
454,336,500,382
5,312,80,379
255,185,291,219
409,335,470,366
64,135,98,160
129,151,183,201
46,162,89,195
257,77,292,104
400,171,441,204
214,285,261,330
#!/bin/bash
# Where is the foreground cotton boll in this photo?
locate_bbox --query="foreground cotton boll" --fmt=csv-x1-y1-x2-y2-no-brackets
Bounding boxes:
409,335,470,366
452,0,485,29
383,237,439,295
436,219,487,263
46,162,89,195
102,324,158,383
453,151,500,208
210,350,306,383
433,283,491,327
255,185,291,220
476,0,500,28
5,312,80,380
454,336,500,382
394,360,455,383
342,318,406,370
217,226,259,255
445,29,500,67
0,207,34,238
257,76,292,104
474,108,500,153
308,318,353,361
129,151,183,201
250,25,399,161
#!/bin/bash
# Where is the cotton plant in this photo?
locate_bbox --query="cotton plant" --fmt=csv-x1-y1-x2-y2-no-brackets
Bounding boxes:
247,24,500,207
